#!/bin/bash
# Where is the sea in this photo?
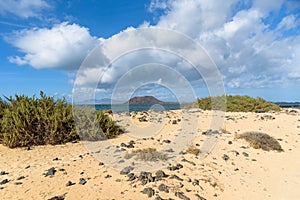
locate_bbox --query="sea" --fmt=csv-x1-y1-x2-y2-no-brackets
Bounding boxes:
94,104,187,112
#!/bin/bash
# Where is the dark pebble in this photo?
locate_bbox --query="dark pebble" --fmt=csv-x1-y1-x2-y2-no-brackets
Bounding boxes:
175,191,190,200
14,182,22,185
0,171,8,175
167,163,183,171
45,167,56,177
17,176,25,180
48,196,65,200
79,178,87,185
120,166,134,175
181,158,196,166
0,179,9,185
195,194,207,200
127,173,137,181
141,187,155,198
228,141,233,145
99,162,104,166
242,152,249,157
66,181,75,186
163,139,171,144
104,174,112,178
53,157,60,161
222,154,229,161
192,179,199,186
158,184,169,193
155,170,168,179
25,165,30,169
169,174,183,181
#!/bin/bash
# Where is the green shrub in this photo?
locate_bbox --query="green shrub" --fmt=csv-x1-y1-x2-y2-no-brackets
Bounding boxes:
0,92,122,148
236,132,283,152
195,95,281,112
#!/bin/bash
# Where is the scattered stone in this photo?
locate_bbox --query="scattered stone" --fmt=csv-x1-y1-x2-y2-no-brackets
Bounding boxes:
192,179,199,186
169,174,183,181
120,166,134,175
222,154,229,161
0,179,9,185
195,194,207,200
141,187,155,198
53,157,60,161
66,181,75,186
172,120,177,124
25,165,30,169
14,182,22,185
79,178,87,185
45,167,56,177
48,195,65,200
0,171,8,175
182,158,196,166
163,139,171,144
138,171,154,185
104,174,112,178
242,152,249,157
167,163,183,171
175,191,190,200
234,168,239,171
127,173,137,181
158,184,169,193
165,148,174,153
99,162,104,166
17,176,25,180
154,195,164,200
25,146,31,151
228,141,233,145
155,170,168,179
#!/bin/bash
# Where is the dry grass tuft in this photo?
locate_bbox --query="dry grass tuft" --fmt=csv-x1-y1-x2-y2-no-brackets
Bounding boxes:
186,144,200,155
124,148,168,161
236,132,283,152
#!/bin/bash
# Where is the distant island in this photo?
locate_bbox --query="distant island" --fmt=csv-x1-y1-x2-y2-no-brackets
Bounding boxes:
126,96,177,104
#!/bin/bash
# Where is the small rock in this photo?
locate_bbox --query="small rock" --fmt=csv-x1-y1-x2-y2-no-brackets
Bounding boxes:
17,176,25,180
155,170,168,179
45,167,56,177
165,148,174,152
66,181,75,186
167,163,183,171
158,184,169,193
127,173,137,181
104,174,112,178
14,182,22,185
99,162,104,166
141,187,155,198
25,165,30,169
0,179,9,185
222,154,229,161
53,157,59,161
242,152,249,157
192,179,199,186
169,174,183,181
172,120,177,124
175,191,190,200
195,194,207,200
48,196,65,200
25,146,31,151
79,178,87,185
0,171,8,175
163,139,171,144
120,166,134,175
181,158,196,166
228,141,233,145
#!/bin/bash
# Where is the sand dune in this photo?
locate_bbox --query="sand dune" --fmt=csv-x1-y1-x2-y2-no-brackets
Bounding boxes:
1,109,299,200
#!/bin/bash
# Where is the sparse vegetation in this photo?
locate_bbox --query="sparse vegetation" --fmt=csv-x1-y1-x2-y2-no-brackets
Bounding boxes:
194,95,281,112
124,148,168,161
186,144,200,155
236,132,283,152
0,92,122,148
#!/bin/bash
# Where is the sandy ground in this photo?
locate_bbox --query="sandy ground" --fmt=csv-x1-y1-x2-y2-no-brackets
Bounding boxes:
0,108,300,200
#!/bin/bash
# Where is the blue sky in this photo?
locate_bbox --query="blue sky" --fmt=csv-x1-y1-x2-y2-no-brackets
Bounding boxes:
0,0,299,102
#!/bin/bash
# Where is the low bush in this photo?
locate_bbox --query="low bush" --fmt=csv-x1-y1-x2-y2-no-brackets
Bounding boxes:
236,132,283,152
196,95,281,112
0,92,122,148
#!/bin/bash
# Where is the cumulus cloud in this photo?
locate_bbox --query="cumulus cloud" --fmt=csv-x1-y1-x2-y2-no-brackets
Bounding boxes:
7,22,98,69
0,0,50,18
150,0,300,89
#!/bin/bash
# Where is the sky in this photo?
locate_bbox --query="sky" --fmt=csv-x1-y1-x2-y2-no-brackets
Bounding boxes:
0,0,300,103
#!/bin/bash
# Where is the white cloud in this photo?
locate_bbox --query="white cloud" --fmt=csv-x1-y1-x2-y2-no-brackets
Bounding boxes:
0,0,50,18
277,15,299,31
7,22,98,69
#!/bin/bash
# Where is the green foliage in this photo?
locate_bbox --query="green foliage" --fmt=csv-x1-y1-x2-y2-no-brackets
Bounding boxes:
237,132,283,152
0,92,122,148
196,95,281,112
